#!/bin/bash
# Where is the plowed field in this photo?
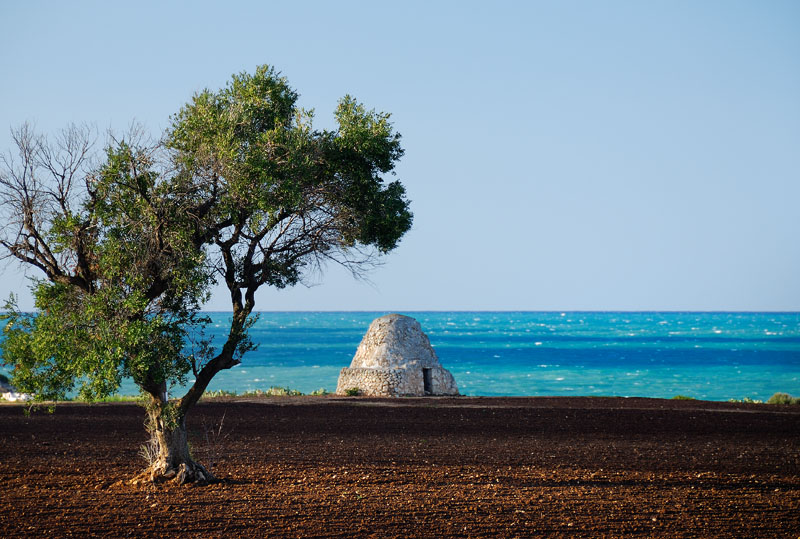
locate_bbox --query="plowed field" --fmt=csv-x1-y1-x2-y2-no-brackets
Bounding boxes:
1,396,798,537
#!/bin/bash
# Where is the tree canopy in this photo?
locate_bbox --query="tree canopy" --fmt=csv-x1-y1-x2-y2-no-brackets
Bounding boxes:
0,65,412,482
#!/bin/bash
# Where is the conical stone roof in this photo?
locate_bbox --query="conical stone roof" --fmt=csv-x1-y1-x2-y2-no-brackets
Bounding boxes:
349,314,440,369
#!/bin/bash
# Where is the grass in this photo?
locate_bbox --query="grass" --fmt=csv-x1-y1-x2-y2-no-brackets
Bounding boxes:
73,394,144,403
5,383,799,405
1,386,333,403
664,393,800,405
728,397,763,404
202,389,238,398
201,386,331,399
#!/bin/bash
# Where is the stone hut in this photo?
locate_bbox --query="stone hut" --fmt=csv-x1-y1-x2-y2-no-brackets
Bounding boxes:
336,314,459,397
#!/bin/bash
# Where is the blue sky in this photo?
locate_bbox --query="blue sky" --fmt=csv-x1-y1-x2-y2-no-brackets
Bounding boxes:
1,0,798,311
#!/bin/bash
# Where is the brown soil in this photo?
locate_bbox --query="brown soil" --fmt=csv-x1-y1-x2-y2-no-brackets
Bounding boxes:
1,396,798,538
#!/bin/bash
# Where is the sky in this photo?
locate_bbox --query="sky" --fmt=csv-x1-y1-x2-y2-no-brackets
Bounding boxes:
0,0,798,311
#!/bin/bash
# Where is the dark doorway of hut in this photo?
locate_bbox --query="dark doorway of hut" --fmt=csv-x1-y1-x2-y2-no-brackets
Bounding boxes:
423,368,433,395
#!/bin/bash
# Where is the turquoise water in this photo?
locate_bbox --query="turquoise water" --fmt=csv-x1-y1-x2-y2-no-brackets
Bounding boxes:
3,312,798,401
107,311,799,401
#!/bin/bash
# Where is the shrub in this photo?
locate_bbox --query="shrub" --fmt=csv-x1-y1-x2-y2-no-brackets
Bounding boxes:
767,392,800,405
310,388,330,396
203,389,238,399
728,397,763,404
0,373,10,385
672,395,695,400
345,387,360,397
264,386,303,397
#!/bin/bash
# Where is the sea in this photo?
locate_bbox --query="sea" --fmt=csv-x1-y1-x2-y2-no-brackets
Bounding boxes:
108,311,799,402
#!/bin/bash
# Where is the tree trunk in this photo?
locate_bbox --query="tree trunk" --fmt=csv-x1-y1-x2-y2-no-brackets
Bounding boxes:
137,398,212,485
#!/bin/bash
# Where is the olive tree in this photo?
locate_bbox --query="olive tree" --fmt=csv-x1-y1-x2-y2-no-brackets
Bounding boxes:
0,66,412,483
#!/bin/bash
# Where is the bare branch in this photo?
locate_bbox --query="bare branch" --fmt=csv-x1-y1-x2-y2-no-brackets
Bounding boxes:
0,123,97,290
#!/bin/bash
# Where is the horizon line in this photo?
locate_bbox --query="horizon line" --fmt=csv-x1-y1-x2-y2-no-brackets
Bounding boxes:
197,309,800,314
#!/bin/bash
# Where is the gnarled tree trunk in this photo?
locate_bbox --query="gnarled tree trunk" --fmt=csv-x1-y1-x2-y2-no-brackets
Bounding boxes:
134,308,249,485
136,394,212,485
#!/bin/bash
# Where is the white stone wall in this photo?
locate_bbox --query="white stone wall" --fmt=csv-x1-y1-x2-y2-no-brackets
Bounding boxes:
428,366,459,396
336,367,407,396
336,366,458,397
